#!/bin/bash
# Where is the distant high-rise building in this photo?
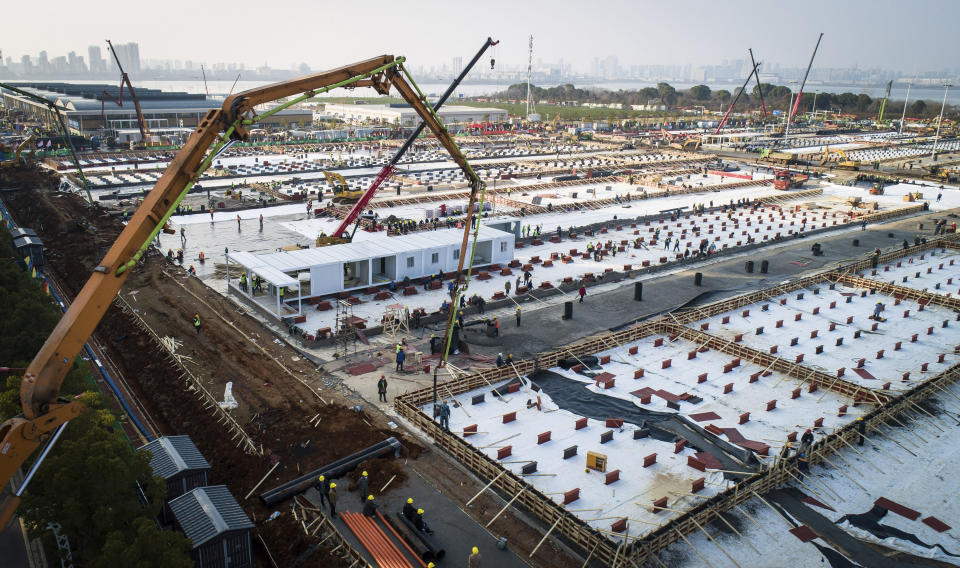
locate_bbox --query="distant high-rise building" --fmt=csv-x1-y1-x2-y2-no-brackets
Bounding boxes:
88,45,104,74
108,42,141,74
38,50,49,74
20,54,32,74
452,56,463,77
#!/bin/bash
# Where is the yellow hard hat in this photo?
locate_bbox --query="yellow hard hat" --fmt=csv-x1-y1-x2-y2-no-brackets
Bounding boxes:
417,508,424,515
857,416,863,421
472,546,479,554
407,498,414,504
428,564,436,568
330,483,336,489
367,495,374,501
318,475,325,481
362,471,368,477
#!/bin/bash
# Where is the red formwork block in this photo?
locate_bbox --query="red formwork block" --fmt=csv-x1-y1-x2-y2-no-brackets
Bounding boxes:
810,329,819,338
722,315,731,324
837,367,845,378
787,431,798,442
692,478,706,493
662,359,672,369
575,417,588,430
780,298,788,305
770,345,778,354
828,322,836,332
634,368,645,379
830,301,837,309
847,316,854,324
883,381,891,391
674,439,687,453
652,497,668,513
688,350,697,360
928,326,935,335
922,362,929,371
938,353,946,363
629,346,639,355
497,446,512,459
871,322,879,331
687,455,706,472
795,313,802,321
731,357,741,368
838,405,848,416
739,412,750,424
563,488,580,505
723,362,735,374
507,383,521,394
766,400,777,411
911,333,919,343
856,358,865,368
503,412,517,424
606,418,624,428
776,319,784,328
572,364,583,373
902,372,911,381
600,355,611,365
749,371,761,383
643,453,657,467
463,424,478,437
734,333,744,343
611,518,628,533
876,350,885,359
537,431,552,444
698,373,708,383
723,383,734,394
742,309,750,318
654,338,664,347
792,388,801,399
814,417,824,428
795,354,805,363
640,394,652,404
605,470,621,485
904,310,911,318
701,322,710,331
894,298,901,307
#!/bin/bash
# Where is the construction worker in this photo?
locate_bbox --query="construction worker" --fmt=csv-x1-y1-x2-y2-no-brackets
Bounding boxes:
414,508,433,534
316,475,330,508
328,483,338,515
457,311,465,329
176,248,184,264
193,313,201,334
188,264,196,276
496,353,505,367
358,471,369,503
240,272,248,292
516,307,521,327
857,416,866,446
198,250,205,263
237,214,241,230
800,429,814,455
362,494,377,517
468,546,481,568
437,400,451,431
493,316,499,337
403,498,416,521
578,285,587,303
871,301,885,321
396,347,405,372
377,375,388,403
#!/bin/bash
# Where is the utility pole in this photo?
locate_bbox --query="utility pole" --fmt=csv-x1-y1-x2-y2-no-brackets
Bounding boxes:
525,35,534,119
898,81,912,136
931,84,951,161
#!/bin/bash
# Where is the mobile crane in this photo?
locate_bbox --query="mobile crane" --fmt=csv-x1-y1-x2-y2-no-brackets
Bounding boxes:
101,39,151,144
0,51,490,527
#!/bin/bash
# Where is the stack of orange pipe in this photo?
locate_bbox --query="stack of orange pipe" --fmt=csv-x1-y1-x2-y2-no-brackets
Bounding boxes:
340,511,422,568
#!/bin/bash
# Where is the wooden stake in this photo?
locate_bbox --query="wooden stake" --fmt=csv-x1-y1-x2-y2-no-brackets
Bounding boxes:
835,435,884,472
818,454,869,492
530,517,563,558
486,487,527,527
466,470,507,506
675,527,715,568
243,462,280,501
870,426,918,457
734,504,777,540
691,516,743,568
480,432,521,449
379,474,397,493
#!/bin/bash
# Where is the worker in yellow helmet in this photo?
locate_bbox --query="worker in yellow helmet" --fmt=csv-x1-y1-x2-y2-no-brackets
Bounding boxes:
316,475,330,508
414,508,433,534
328,483,338,515
469,546,481,568
362,494,377,517
358,470,369,503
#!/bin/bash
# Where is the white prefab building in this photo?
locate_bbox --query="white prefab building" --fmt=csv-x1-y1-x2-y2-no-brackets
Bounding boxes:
227,227,515,318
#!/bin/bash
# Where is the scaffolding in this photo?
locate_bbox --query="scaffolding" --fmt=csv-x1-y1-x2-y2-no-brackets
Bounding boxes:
381,304,410,338
333,299,360,358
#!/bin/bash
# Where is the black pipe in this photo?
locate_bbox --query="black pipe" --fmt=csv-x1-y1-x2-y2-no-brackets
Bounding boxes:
259,437,402,505
393,512,447,561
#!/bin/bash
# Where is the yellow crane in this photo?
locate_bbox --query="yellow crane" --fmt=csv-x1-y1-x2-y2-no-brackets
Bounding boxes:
820,146,860,170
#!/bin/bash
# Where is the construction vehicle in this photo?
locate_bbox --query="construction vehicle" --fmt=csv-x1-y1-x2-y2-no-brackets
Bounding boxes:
0,132,35,168
0,82,90,201
773,169,809,190
0,49,494,527
877,80,893,124
820,146,860,170
759,148,797,165
322,170,364,203
869,183,884,195
545,113,562,132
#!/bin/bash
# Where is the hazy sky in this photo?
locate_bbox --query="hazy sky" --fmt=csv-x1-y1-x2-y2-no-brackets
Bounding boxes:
4,0,957,74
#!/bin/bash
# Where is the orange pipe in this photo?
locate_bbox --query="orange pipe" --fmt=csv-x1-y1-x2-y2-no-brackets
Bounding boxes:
351,512,409,568
342,512,396,568
377,510,428,568
361,513,415,568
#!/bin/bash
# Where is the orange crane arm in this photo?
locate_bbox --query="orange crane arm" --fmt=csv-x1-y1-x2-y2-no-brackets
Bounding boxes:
0,54,478,527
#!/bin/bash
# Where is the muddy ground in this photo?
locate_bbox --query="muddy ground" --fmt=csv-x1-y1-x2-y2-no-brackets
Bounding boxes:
4,167,578,568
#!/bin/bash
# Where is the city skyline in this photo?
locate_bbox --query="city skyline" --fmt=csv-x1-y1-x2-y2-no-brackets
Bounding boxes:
1,0,958,81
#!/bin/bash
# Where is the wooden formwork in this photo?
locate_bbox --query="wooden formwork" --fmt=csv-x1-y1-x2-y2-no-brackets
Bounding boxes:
393,232,960,568
832,273,960,312
655,321,888,404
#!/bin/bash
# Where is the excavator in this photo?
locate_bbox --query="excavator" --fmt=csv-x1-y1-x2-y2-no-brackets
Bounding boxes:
820,146,860,170
0,132,35,168
0,49,494,527
322,170,364,203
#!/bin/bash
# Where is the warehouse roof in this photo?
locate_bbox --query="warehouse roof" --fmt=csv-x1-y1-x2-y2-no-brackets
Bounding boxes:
232,226,512,272
169,485,253,547
140,435,210,479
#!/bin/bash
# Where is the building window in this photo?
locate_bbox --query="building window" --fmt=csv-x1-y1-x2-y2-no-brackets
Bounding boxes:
500,242,506,252
431,252,439,263
453,249,460,260
406,257,414,268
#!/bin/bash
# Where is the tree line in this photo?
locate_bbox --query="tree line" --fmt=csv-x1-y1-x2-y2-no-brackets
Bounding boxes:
495,82,952,119
0,230,192,567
